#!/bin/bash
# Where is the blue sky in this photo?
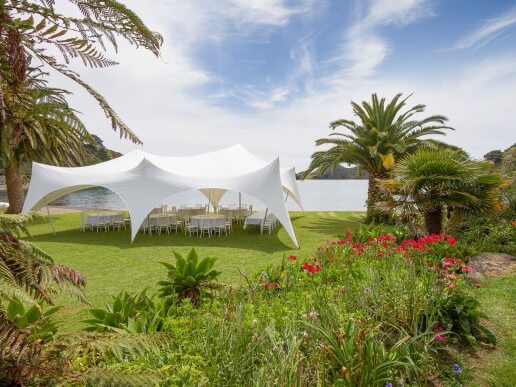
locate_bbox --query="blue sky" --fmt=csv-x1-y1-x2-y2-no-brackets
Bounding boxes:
59,0,516,169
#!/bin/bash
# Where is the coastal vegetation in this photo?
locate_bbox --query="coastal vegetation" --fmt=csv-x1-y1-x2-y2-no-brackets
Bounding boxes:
303,93,452,223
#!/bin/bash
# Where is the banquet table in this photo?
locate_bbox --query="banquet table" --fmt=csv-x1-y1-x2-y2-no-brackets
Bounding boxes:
177,207,207,218
190,214,225,229
87,212,124,226
243,211,270,229
218,207,249,220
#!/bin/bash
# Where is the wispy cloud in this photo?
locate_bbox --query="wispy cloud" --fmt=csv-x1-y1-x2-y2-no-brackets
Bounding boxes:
334,0,433,79
459,54,516,90
453,5,516,50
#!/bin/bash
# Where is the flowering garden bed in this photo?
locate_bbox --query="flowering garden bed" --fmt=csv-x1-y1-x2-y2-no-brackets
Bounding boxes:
56,229,498,385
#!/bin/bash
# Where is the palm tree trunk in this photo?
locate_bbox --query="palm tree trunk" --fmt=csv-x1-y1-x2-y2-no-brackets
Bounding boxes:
365,172,389,223
5,161,25,214
423,205,443,234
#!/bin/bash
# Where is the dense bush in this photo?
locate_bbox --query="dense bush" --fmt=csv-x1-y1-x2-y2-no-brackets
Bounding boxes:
68,231,490,385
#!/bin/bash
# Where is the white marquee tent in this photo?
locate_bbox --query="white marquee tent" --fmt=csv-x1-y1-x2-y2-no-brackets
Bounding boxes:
22,144,302,247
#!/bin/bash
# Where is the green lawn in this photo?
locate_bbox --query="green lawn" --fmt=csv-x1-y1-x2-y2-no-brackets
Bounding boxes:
468,272,516,386
25,210,364,331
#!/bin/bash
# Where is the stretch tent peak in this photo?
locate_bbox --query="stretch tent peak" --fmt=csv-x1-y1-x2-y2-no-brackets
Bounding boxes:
22,144,302,247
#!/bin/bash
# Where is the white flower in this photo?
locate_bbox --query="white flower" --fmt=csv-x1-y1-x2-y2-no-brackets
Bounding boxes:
302,330,309,340
309,309,319,321
252,319,258,327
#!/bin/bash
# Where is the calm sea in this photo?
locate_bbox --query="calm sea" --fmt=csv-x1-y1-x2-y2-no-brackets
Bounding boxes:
4,180,368,211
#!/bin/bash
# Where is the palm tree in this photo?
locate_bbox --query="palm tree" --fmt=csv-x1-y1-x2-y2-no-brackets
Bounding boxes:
0,0,163,212
386,149,503,234
1,72,92,213
304,93,452,223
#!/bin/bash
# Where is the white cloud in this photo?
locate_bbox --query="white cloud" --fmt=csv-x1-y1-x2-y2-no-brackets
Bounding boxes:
459,54,516,90
44,0,516,174
334,0,433,79
454,5,516,50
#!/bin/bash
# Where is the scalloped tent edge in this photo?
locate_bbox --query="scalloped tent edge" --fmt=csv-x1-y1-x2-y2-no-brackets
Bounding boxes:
22,145,302,247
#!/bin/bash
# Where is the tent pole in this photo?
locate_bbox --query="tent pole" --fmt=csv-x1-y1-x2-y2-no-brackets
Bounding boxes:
44,196,56,235
260,208,268,235
238,192,242,220
285,191,290,203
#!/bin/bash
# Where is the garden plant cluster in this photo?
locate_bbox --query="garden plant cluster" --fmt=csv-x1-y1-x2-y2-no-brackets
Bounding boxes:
42,228,496,385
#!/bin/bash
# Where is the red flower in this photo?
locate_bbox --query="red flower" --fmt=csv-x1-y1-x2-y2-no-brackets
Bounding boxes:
344,229,353,244
447,282,456,289
446,236,457,245
433,323,446,342
287,254,297,261
462,265,473,273
302,261,322,274
378,233,396,242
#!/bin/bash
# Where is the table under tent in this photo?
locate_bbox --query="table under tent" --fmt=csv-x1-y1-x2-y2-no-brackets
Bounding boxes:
22,144,303,247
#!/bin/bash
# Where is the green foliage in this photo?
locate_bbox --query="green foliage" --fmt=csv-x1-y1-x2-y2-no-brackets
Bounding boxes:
158,248,221,306
304,93,452,222
306,319,435,386
386,149,505,234
450,218,516,255
0,0,163,144
437,291,496,347
0,213,86,385
6,297,60,342
83,289,170,333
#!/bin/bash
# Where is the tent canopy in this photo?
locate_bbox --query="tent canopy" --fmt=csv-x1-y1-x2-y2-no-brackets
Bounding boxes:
22,144,302,247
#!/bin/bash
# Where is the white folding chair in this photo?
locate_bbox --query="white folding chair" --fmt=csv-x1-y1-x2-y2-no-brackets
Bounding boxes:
199,218,211,237
184,219,198,237
156,216,170,235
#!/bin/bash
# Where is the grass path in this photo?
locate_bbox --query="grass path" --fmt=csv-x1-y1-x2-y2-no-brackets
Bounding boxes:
467,272,516,386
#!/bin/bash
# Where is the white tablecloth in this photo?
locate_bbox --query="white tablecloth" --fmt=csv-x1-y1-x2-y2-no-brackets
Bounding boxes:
88,213,123,226
190,214,225,228
218,207,249,219
243,211,270,229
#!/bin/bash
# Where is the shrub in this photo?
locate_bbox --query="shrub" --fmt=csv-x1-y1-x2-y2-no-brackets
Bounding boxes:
5,298,60,342
83,289,171,333
158,248,221,306
437,291,496,346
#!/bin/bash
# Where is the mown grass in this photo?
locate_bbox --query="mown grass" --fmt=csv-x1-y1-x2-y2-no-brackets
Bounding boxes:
24,211,363,331
467,272,516,386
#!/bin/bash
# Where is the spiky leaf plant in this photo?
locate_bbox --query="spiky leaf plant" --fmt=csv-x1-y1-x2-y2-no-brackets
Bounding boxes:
158,248,221,307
